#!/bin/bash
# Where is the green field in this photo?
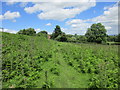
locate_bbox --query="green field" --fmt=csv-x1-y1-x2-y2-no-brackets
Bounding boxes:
107,42,120,45
1,32,119,88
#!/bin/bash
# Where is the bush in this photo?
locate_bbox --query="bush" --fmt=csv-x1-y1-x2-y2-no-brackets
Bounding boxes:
17,28,36,36
55,35,67,42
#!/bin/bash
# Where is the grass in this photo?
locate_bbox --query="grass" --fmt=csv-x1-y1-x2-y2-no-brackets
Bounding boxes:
1,32,118,88
107,42,120,45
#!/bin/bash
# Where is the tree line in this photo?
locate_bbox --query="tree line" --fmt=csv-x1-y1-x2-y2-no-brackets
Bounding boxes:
17,23,120,44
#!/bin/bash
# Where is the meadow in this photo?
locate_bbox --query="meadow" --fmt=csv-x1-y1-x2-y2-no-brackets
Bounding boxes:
1,32,119,88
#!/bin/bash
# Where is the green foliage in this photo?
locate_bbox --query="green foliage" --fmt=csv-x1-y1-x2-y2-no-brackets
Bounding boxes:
51,25,62,39
76,35,87,43
89,61,118,88
51,25,67,42
2,32,118,88
39,31,48,34
66,35,87,43
55,34,67,42
67,36,77,43
107,35,118,42
85,23,107,43
17,28,36,36
50,67,60,76
117,34,120,42
37,31,48,38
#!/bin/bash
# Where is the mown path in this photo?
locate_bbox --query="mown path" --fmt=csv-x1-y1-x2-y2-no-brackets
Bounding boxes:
52,44,90,88
36,43,90,88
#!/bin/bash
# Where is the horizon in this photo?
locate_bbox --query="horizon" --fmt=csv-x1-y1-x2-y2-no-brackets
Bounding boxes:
0,27,119,36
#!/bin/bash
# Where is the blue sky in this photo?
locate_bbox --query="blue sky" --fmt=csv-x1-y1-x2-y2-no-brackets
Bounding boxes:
0,1,119,35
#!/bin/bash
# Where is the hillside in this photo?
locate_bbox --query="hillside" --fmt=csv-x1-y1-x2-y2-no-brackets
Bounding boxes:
1,32,119,88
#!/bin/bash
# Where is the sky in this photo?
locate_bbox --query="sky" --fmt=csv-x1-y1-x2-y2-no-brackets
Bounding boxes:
0,0,119,35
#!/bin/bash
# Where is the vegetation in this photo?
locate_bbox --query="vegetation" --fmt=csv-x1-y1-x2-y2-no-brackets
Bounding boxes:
50,24,119,44
17,28,36,36
2,32,119,88
39,31,48,35
51,25,63,39
107,35,118,42
66,34,87,43
117,34,120,42
16,24,120,44
1,22,119,88
37,31,48,38
55,34,67,42
85,23,107,43
51,25,67,42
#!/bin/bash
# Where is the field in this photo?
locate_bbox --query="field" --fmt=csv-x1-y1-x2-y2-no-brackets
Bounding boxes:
107,42,120,45
1,32,119,88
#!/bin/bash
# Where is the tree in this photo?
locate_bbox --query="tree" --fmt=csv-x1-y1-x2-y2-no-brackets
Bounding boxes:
107,35,118,42
70,37,77,43
51,25,62,39
77,35,87,43
117,34,120,42
39,31,48,34
37,31,48,38
17,28,36,36
55,34,67,42
85,23,107,43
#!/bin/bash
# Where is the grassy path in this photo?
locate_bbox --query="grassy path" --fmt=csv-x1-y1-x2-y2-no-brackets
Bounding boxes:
36,42,91,88
52,44,90,88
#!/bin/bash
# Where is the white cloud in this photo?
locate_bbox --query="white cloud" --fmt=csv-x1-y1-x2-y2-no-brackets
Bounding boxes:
34,28,52,34
19,2,28,7
24,1,96,21
105,26,112,30
0,11,21,22
65,3,118,35
4,11,20,19
6,2,28,7
2,1,118,35
65,19,91,35
0,28,17,33
46,23,52,26
35,28,41,33
66,19,86,25
90,4,118,35
90,6,118,24
6,2,16,5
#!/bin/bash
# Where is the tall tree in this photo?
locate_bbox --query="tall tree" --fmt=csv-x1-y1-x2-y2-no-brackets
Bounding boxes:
85,23,107,43
51,25,62,39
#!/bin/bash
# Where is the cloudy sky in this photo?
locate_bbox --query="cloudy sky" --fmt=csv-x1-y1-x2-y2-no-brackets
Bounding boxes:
0,0,119,35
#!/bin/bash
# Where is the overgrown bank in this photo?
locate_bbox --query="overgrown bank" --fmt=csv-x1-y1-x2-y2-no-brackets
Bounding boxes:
2,32,119,88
